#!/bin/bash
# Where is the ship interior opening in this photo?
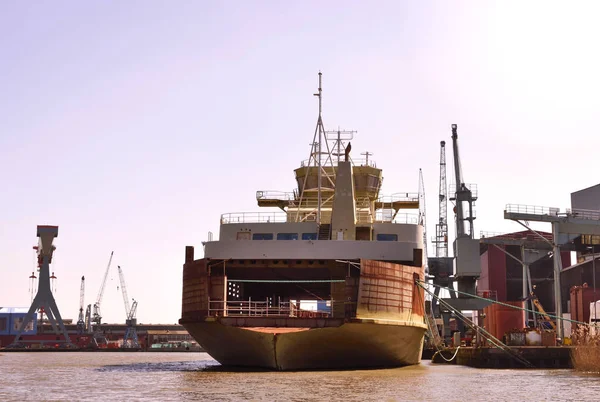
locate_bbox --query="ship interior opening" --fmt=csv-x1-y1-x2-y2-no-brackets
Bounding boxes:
208,260,360,317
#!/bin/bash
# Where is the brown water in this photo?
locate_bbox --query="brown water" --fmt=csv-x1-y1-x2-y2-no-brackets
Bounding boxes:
0,352,598,401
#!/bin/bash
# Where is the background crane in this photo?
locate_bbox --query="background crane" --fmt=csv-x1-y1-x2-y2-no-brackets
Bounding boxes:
433,141,448,257
76,276,85,334
92,251,113,328
90,251,113,346
117,265,140,349
450,124,476,239
418,168,428,269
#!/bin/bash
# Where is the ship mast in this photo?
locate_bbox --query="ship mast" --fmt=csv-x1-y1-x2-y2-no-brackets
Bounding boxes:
314,72,324,224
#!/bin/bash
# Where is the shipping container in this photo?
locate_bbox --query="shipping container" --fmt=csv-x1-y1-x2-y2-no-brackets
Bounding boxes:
483,301,525,340
0,309,10,335
6,307,37,335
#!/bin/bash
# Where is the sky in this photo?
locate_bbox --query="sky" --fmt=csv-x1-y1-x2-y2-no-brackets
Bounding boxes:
2,1,600,325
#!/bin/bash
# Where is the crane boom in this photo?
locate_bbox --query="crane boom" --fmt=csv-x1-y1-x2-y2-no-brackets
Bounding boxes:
76,276,85,334
434,141,448,257
117,266,131,317
117,265,140,349
418,169,427,266
451,124,466,238
92,251,114,325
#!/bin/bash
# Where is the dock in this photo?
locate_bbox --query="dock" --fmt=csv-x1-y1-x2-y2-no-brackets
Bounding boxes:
431,346,573,368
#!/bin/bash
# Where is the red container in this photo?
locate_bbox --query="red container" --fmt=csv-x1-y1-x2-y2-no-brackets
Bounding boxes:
570,285,598,330
484,301,525,340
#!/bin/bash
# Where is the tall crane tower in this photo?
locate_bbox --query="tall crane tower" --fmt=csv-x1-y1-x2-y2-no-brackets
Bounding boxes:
91,251,113,345
9,226,73,348
76,276,85,334
428,140,455,318
418,169,428,268
117,266,140,349
433,141,448,258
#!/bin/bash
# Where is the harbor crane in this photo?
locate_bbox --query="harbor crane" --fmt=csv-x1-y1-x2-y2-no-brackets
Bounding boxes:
76,276,85,334
428,140,455,318
91,251,113,345
117,265,140,348
418,168,428,267
433,141,448,258
92,251,113,327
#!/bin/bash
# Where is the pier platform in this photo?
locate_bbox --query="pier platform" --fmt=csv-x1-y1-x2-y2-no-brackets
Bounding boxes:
431,346,573,368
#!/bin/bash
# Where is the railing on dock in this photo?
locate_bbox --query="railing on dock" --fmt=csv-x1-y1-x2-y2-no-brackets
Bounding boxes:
504,204,560,216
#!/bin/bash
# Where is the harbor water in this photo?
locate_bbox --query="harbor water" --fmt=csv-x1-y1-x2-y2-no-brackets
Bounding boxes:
1,352,599,401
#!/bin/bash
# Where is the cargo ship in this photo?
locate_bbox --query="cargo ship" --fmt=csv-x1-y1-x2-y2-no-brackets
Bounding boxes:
179,73,427,370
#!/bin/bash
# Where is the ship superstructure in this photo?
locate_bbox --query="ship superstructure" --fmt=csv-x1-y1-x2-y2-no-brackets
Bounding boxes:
180,73,427,370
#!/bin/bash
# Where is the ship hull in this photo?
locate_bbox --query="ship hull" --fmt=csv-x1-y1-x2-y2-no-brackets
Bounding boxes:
181,319,426,370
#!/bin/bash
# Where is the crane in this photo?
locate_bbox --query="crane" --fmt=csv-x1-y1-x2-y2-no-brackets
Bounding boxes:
450,124,476,239
418,169,428,268
84,304,92,334
76,276,85,334
434,141,448,257
525,287,556,330
117,265,140,349
92,251,113,328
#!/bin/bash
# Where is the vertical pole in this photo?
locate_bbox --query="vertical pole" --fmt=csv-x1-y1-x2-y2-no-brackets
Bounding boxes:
526,264,537,327
594,246,597,325
521,245,528,326
317,72,322,225
552,223,563,339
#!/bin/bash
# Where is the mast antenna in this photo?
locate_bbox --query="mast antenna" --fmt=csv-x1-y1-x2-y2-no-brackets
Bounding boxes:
315,72,323,224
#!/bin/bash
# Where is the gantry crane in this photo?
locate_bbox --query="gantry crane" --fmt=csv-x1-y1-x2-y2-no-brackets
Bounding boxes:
76,276,85,334
117,265,140,349
91,251,113,345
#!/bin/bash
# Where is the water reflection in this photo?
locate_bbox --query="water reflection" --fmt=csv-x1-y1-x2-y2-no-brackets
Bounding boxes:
2,352,600,401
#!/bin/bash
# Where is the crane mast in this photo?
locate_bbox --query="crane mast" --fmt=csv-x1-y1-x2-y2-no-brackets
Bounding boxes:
76,276,85,334
450,124,476,239
117,265,140,349
434,141,448,257
418,169,427,267
117,266,131,317
92,251,113,327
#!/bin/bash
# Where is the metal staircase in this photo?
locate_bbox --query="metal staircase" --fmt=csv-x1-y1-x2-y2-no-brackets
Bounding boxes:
318,224,331,240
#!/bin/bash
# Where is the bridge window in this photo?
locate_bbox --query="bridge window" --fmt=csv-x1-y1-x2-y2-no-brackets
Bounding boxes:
277,233,298,240
376,233,398,241
252,233,274,240
302,233,317,240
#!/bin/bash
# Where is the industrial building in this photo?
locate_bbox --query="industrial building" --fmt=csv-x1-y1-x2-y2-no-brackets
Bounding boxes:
0,314,200,351
479,230,571,323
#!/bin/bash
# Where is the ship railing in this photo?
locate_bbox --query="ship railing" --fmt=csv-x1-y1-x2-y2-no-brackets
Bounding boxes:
208,300,333,318
374,212,419,224
377,192,420,204
256,191,297,201
299,158,377,168
221,212,288,224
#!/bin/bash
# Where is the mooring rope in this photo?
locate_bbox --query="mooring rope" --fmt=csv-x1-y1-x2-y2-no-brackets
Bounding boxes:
418,279,589,327
418,281,535,368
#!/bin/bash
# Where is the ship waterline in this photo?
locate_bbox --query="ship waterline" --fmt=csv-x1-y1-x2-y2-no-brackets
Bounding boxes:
181,320,427,370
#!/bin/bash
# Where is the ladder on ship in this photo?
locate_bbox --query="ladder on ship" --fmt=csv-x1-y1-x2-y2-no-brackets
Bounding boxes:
426,309,444,347
318,224,331,240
